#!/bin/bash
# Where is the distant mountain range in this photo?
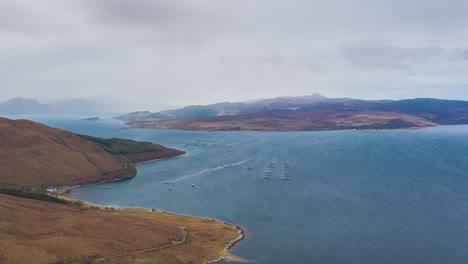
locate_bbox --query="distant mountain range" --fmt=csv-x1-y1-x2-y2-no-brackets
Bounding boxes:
0,97,53,114
0,97,121,116
115,93,329,121
116,94,468,131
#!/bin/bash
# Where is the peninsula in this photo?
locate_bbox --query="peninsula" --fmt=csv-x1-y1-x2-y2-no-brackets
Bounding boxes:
116,95,468,131
0,117,242,263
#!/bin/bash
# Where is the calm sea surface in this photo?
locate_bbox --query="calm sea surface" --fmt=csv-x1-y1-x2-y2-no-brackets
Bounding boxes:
24,116,468,264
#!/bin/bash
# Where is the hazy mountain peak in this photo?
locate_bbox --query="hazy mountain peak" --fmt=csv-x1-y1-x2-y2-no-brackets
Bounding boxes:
0,97,50,115
4,96,39,103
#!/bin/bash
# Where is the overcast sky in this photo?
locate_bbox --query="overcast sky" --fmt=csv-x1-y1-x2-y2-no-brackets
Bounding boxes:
1,0,467,110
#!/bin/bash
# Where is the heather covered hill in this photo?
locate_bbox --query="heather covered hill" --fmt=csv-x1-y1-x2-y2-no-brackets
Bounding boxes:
115,93,329,121
77,134,185,163
0,117,239,263
0,117,183,189
124,96,468,131
130,110,437,131
0,194,240,264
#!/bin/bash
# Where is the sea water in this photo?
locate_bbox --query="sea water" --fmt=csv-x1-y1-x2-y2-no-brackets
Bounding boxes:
26,117,468,264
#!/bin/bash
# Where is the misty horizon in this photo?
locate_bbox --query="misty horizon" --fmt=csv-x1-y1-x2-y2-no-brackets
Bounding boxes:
2,92,468,115
1,0,468,107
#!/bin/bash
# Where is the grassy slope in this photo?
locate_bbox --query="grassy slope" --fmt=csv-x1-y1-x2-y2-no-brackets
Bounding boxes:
0,118,136,190
0,194,240,264
77,134,185,163
126,98,468,131
130,111,437,131
0,118,185,190
77,134,158,155
0,118,240,263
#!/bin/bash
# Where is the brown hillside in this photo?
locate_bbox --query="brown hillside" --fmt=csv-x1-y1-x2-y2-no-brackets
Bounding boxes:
0,194,240,264
124,96,468,131
130,111,436,131
0,117,136,189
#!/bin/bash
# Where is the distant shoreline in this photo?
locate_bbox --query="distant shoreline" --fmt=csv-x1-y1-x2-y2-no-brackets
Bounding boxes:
118,96,468,132
125,123,430,133
134,152,187,165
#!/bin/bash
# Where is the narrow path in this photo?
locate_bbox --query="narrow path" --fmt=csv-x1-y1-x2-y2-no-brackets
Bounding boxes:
73,226,187,263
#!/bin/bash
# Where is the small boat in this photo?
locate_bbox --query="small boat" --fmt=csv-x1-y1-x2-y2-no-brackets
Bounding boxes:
191,184,195,187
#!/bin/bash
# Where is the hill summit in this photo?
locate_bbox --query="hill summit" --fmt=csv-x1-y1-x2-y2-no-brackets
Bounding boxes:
0,117,183,190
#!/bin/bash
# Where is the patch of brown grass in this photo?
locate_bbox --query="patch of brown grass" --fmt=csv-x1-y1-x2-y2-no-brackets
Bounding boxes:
131,111,436,131
0,117,136,190
0,194,239,264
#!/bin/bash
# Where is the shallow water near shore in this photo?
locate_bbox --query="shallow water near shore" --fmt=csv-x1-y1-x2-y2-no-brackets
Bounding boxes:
25,116,468,264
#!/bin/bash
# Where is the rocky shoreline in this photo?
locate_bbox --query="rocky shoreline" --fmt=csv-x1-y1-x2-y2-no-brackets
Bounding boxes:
209,224,246,263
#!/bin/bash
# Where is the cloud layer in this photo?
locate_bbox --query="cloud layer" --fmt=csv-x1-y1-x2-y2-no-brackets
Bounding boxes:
1,0,467,109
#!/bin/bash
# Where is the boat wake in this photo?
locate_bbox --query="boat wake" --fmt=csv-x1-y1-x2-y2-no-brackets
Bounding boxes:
164,159,251,183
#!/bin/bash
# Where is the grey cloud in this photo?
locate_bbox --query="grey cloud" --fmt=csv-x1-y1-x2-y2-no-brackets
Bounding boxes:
380,0,468,27
343,43,443,69
0,2,25,31
258,55,289,65
77,0,235,49
83,0,189,26
0,1,81,34
1,0,468,106
81,0,224,32
447,49,468,61
0,1,45,33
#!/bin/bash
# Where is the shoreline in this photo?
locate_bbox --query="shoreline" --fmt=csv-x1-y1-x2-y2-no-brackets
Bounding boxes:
153,211,247,263
55,153,187,194
126,123,438,133
134,152,187,165
56,154,245,263
208,224,246,263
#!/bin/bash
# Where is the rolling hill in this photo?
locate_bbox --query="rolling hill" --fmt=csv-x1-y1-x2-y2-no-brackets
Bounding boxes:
0,118,241,263
0,191,240,264
119,96,468,131
0,117,184,190
115,93,329,121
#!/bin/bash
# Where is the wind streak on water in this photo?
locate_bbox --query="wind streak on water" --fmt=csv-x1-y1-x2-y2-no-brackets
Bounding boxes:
165,158,251,183
224,142,239,147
